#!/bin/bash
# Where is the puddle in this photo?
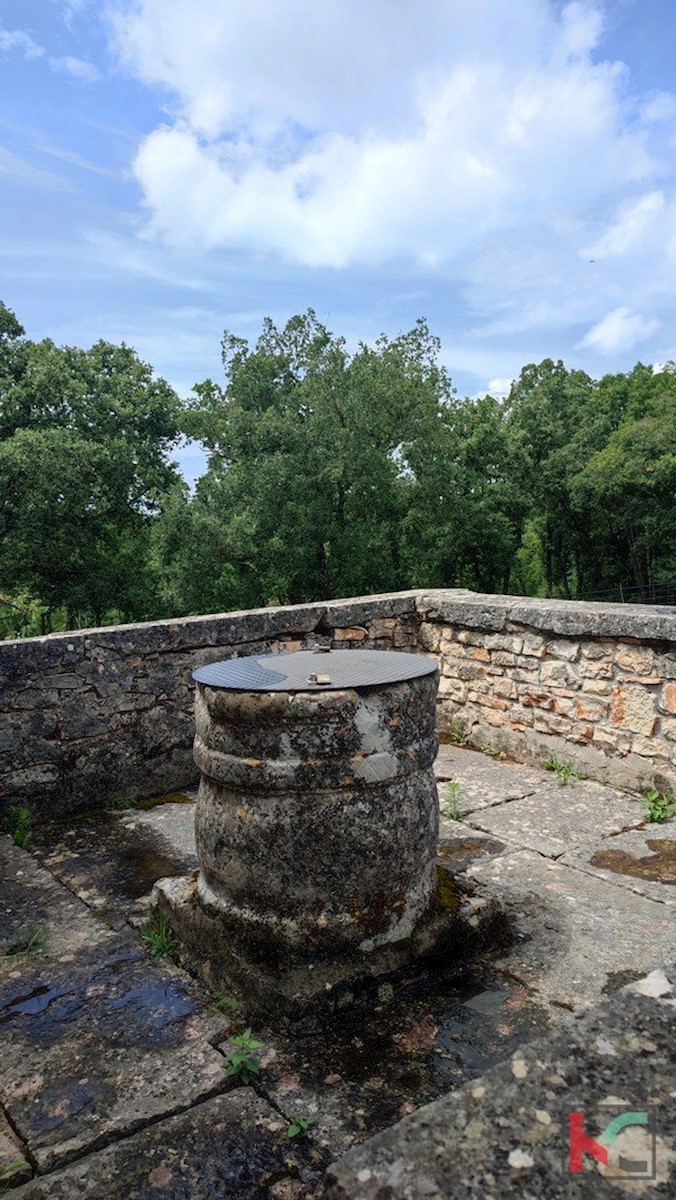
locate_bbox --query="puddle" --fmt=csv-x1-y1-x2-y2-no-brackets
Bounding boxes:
591,839,676,884
30,809,198,926
0,941,198,1050
258,959,550,1151
135,792,195,811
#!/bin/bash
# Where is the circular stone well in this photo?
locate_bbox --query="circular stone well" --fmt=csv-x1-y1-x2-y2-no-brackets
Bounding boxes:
191,649,439,958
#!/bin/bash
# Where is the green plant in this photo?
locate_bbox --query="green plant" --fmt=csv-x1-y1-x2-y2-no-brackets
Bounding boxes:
481,742,501,758
377,982,394,1005
224,1027,263,1084
641,789,676,823
441,780,468,821
2,804,32,848
287,1116,314,1138
110,794,136,810
543,756,577,786
139,915,179,960
213,993,245,1020
447,719,470,746
7,924,49,957
0,1161,27,1195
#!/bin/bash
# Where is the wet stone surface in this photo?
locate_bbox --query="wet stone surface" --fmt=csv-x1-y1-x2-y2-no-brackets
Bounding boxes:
561,821,676,904
9,1090,328,1200
29,797,198,929
0,932,230,1172
219,960,551,1160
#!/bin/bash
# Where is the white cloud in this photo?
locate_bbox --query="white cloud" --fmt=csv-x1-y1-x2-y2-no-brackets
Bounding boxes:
0,26,45,60
487,377,514,398
50,55,99,82
579,307,661,353
111,0,665,270
586,191,666,258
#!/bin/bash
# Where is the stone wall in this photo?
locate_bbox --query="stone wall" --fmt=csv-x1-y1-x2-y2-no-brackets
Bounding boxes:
0,594,420,815
419,591,676,795
1,589,674,817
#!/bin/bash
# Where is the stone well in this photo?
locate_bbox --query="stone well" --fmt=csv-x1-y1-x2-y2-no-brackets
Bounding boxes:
153,647,492,1020
191,648,440,958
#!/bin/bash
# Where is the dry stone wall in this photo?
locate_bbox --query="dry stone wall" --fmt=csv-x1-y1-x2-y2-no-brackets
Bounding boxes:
0,594,420,815
1,588,674,817
419,591,676,795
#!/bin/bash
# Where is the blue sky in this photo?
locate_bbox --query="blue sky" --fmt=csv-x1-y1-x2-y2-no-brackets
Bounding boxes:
2,0,676,483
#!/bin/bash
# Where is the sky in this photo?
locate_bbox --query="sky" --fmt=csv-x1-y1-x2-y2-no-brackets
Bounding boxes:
2,0,676,483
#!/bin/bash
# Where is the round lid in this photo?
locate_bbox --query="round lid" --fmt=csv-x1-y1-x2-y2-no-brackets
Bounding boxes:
192,648,437,692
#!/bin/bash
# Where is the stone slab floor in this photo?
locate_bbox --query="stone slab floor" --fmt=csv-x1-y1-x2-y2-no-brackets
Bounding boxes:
1,747,673,1197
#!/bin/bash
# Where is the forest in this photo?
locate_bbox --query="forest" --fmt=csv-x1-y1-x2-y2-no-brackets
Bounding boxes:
1,301,675,638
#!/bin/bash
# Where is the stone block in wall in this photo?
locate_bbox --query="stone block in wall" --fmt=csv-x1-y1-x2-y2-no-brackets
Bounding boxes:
658,682,676,715
539,660,575,687
611,685,659,737
580,639,615,659
632,736,670,759
333,626,368,642
545,638,580,661
616,643,655,674
520,634,546,657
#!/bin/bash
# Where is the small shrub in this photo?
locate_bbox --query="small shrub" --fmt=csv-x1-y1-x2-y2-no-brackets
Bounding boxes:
642,789,676,823
139,915,179,960
543,756,577,786
441,780,468,821
2,805,32,848
447,719,470,746
377,982,394,1005
287,1116,314,1138
224,1027,263,1084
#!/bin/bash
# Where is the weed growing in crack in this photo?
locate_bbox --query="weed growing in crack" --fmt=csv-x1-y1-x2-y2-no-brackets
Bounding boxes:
213,992,245,1022
642,789,676,823
110,794,136,810
2,804,32,848
441,780,468,821
139,915,179,960
287,1116,314,1138
543,756,577,786
7,924,49,957
446,719,470,746
224,1027,263,1084
481,742,501,758
377,981,395,1005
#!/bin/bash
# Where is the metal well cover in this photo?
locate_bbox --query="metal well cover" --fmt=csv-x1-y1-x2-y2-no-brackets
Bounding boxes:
192,648,437,692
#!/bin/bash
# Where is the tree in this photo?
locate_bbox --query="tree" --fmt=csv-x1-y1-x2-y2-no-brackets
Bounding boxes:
0,305,182,628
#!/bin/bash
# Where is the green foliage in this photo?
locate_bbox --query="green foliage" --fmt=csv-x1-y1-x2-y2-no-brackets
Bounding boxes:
7,924,49,957
2,804,32,848
109,794,136,810
377,982,395,1005
0,305,182,633
223,1027,263,1084
446,719,470,746
543,756,577,786
213,993,245,1020
641,789,676,823
139,915,179,960
481,742,501,758
441,780,468,820
2,301,675,633
287,1116,314,1138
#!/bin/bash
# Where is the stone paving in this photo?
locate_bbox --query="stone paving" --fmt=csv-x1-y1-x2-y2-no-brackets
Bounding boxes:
1,746,674,1197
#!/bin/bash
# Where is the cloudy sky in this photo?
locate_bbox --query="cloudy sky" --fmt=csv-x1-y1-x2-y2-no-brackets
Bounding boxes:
2,0,676,480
